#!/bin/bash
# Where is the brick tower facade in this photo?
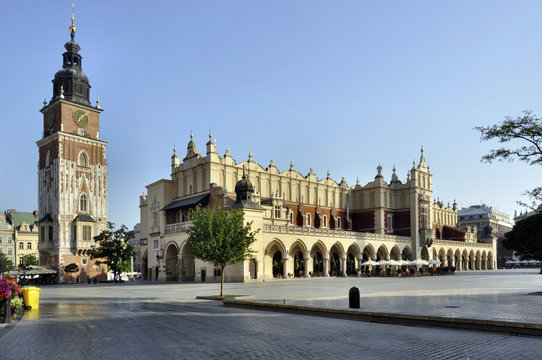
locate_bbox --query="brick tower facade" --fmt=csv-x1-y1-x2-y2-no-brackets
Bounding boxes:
36,13,108,282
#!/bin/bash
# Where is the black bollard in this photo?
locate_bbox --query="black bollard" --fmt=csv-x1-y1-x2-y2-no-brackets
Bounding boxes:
349,287,360,308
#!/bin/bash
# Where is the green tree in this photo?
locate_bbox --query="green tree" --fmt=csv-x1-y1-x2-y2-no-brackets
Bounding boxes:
18,254,39,285
475,110,542,209
187,206,259,297
0,253,15,276
90,223,135,282
64,263,79,283
502,213,542,273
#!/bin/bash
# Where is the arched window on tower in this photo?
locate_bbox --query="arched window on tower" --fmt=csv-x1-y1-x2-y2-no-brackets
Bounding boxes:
79,151,89,167
80,194,88,212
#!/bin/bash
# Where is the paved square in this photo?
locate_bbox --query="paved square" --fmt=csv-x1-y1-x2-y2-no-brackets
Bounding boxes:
1,269,541,359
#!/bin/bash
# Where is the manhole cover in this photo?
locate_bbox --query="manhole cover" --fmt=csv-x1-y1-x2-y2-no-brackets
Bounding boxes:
444,305,460,308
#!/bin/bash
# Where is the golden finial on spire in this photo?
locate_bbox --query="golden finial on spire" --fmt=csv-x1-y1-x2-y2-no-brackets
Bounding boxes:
69,4,77,39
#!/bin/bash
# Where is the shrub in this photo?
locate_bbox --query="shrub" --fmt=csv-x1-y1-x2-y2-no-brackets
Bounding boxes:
10,296,23,317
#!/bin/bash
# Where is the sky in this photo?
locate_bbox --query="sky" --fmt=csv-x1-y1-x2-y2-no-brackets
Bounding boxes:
1,1,541,229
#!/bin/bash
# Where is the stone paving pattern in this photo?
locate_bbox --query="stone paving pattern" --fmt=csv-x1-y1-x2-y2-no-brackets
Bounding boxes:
0,269,541,359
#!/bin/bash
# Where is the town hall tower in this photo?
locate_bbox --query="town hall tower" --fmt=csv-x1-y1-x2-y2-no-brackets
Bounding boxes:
36,13,108,282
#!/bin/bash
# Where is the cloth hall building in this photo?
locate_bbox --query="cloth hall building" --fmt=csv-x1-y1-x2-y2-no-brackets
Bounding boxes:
139,136,497,282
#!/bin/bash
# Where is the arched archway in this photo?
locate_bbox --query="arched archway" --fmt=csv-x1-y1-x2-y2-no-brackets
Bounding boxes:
363,244,376,261
294,251,305,277
421,246,430,260
142,250,148,280
401,246,412,261
312,251,324,275
265,239,286,279
181,242,195,281
390,246,401,261
165,243,179,281
330,252,340,276
346,253,356,276
376,245,389,261
272,251,283,278
346,244,360,276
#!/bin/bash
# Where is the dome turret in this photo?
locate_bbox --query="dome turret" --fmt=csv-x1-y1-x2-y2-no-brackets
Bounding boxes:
50,11,91,106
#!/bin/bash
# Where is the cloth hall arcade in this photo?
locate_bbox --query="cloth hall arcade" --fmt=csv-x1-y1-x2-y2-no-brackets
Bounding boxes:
139,136,497,282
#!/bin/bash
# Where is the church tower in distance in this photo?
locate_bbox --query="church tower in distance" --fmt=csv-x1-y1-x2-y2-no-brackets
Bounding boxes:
36,13,108,282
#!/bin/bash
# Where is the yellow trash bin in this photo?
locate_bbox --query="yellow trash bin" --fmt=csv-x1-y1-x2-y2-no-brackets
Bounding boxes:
21,286,41,310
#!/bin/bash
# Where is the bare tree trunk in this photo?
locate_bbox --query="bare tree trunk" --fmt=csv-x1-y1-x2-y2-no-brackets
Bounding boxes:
220,266,225,297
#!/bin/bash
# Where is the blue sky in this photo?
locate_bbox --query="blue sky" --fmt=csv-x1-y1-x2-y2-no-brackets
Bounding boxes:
1,1,541,228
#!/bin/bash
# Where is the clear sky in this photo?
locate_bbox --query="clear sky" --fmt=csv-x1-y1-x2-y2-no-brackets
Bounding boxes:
1,1,541,229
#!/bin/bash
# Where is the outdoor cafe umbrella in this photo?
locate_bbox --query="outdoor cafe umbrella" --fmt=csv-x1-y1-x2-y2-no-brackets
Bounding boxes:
361,260,379,266
428,259,441,265
410,259,430,266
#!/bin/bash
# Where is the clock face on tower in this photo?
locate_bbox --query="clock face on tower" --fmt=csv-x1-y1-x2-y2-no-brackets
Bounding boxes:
73,109,89,127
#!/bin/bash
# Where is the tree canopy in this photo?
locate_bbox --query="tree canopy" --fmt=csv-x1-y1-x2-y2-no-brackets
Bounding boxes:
476,110,542,209
186,206,258,296
475,110,542,165
18,254,38,272
90,223,135,282
0,253,15,276
503,213,542,273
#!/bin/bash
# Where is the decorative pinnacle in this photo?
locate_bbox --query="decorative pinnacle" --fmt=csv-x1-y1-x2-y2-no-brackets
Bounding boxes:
173,144,176,154
190,132,193,140
43,98,47,106
209,130,212,140
69,4,76,40
60,85,65,99
96,97,101,109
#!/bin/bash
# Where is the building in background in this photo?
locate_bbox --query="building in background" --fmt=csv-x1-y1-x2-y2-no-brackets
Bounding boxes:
129,223,141,274
36,15,108,282
139,137,496,282
0,212,15,266
457,205,514,267
5,210,39,266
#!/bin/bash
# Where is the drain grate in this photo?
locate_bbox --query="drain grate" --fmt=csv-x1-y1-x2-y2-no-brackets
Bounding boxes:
444,305,460,308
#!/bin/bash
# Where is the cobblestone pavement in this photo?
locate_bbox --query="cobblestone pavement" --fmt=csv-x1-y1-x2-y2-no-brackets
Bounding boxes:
0,269,541,359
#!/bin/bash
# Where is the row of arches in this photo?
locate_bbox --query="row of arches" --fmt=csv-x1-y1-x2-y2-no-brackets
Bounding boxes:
434,247,495,271
143,237,494,281
266,239,414,278
265,239,495,278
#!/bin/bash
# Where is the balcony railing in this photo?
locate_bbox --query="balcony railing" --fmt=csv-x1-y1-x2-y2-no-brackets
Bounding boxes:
262,224,411,243
165,221,193,234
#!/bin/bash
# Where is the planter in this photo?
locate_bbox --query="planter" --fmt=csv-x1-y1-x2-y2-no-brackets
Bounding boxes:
0,298,11,324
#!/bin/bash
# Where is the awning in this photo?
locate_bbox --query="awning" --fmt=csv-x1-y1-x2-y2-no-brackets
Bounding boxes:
11,265,58,276
161,193,210,211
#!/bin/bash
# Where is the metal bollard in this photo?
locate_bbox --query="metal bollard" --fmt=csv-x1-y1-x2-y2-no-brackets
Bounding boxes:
349,287,360,308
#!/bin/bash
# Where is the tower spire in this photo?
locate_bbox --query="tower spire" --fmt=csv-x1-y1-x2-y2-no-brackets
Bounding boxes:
70,4,76,40
50,4,91,106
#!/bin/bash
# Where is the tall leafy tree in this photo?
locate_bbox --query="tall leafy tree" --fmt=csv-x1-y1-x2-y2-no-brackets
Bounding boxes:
0,253,15,276
187,206,258,297
475,110,542,209
503,213,542,273
18,254,39,285
90,223,135,282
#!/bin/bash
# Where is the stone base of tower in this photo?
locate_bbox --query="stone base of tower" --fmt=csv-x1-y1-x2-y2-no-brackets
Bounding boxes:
41,253,108,283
